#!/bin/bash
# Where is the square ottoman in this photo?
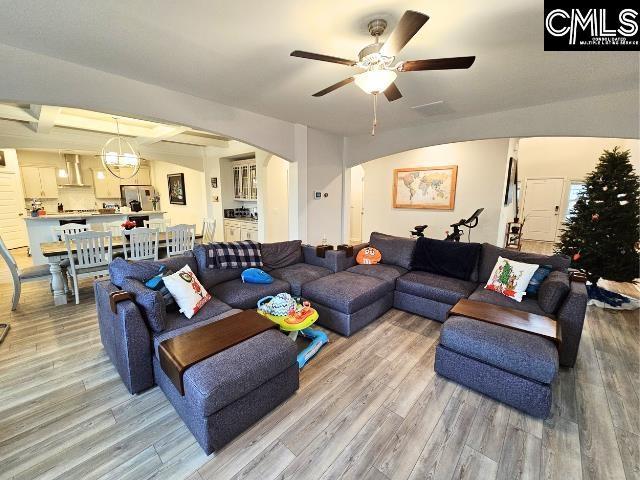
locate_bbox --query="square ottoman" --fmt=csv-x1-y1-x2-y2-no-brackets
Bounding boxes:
301,271,394,336
435,316,559,418
153,328,299,454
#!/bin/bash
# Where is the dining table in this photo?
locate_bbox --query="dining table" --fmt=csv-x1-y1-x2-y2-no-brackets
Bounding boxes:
40,233,203,306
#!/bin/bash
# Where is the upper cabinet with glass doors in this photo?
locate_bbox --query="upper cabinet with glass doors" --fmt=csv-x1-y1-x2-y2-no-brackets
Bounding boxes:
232,159,257,201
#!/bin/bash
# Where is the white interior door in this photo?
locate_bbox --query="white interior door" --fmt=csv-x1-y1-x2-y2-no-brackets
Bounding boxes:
0,171,28,248
522,177,564,241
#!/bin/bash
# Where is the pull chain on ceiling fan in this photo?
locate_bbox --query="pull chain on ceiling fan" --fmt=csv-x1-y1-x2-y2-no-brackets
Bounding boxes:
291,10,476,135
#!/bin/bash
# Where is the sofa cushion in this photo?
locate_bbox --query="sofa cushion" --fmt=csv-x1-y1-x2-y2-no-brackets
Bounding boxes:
193,244,243,289
369,232,416,270
121,278,166,333
162,298,234,335
270,263,331,296
537,271,571,314
396,271,477,305
346,264,407,287
468,285,548,316
212,278,290,309
478,243,570,283
260,240,303,271
410,237,481,281
302,271,393,314
440,316,559,384
109,254,197,288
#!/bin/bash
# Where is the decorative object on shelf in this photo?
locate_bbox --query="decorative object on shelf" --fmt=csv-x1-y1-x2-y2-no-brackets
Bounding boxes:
167,173,186,205
556,146,639,284
30,198,43,217
151,194,161,211
315,244,334,258
121,220,137,230
393,165,457,210
96,117,142,180
290,10,475,135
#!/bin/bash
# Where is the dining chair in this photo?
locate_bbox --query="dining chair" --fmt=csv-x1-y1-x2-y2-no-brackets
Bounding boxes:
166,224,196,258
122,227,159,261
51,222,89,241
65,231,113,304
144,218,171,232
0,234,54,310
202,218,217,243
103,221,124,236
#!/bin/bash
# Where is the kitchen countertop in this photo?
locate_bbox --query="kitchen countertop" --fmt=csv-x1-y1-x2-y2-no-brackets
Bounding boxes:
223,217,258,223
24,211,166,220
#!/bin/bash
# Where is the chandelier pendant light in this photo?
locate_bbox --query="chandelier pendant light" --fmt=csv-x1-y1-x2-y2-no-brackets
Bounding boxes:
97,117,142,179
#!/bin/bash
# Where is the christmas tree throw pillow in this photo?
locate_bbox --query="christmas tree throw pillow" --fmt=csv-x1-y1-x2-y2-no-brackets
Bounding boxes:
163,264,211,319
485,256,539,302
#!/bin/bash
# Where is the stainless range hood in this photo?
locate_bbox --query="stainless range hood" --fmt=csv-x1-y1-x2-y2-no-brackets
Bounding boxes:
58,154,91,187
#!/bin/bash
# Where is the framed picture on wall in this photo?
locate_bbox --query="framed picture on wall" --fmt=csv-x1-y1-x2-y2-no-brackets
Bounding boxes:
504,156,518,207
167,173,187,205
0,151,5,167
392,165,458,209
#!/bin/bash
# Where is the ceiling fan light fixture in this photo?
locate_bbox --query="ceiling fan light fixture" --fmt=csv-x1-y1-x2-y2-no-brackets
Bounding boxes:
354,69,397,94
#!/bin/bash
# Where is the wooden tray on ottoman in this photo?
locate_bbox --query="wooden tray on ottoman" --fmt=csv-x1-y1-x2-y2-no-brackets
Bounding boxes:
158,310,277,395
449,299,561,345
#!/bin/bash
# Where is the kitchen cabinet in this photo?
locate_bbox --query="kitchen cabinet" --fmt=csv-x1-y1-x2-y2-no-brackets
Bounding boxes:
232,160,257,201
133,166,151,185
21,166,58,198
224,219,258,242
92,169,122,199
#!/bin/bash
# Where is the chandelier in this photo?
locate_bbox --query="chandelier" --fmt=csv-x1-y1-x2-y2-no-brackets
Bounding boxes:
96,117,142,179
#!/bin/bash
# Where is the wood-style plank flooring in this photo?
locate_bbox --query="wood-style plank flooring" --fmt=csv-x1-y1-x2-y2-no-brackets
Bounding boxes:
0,247,638,480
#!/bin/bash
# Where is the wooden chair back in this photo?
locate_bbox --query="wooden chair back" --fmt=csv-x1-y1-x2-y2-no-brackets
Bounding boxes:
65,231,113,272
166,224,196,257
0,234,19,284
51,222,89,241
123,227,159,261
144,218,170,232
103,221,123,236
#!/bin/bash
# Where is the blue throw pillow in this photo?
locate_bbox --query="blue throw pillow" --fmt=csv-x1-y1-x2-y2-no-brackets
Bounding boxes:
145,266,177,310
241,268,273,284
526,265,552,297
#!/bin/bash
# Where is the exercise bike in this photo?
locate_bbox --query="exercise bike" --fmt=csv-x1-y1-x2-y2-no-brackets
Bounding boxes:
445,208,484,242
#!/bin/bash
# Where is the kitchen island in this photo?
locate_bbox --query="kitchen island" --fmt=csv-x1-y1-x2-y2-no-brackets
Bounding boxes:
24,211,165,265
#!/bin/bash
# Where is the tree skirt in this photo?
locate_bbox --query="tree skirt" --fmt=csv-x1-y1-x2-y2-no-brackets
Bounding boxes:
587,284,640,310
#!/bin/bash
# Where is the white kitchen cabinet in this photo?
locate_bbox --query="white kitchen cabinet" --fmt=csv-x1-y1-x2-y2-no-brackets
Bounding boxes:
224,219,258,242
93,169,122,198
241,227,258,241
232,159,257,201
224,223,242,241
21,166,58,198
133,166,151,185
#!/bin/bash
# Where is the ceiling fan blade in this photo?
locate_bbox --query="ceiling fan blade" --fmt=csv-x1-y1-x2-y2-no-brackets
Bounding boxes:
291,50,356,66
312,77,354,97
399,56,476,72
380,10,429,57
384,82,403,102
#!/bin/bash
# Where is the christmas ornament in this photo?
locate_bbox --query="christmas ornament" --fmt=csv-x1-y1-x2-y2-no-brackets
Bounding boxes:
591,213,600,221
573,252,581,261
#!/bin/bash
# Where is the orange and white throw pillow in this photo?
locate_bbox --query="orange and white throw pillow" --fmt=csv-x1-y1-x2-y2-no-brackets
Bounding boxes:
162,264,211,318
356,246,382,265
485,256,539,302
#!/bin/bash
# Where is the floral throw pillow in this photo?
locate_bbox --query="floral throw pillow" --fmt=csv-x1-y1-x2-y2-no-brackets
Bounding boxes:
485,256,539,302
163,264,211,319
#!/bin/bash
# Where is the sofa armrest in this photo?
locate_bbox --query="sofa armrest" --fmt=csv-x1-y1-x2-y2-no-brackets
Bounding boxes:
556,280,588,367
94,279,154,394
341,242,369,270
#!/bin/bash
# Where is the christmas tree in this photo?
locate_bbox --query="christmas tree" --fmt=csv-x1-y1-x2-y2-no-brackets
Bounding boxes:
556,147,639,283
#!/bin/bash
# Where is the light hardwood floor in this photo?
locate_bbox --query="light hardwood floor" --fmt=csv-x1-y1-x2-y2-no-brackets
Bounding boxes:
0,248,638,480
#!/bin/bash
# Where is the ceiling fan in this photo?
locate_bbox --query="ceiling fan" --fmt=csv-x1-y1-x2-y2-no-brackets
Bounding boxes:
291,10,475,135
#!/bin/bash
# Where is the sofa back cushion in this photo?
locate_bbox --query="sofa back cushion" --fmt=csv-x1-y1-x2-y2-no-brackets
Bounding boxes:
537,271,571,313
478,243,570,283
193,244,242,289
411,237,482,281
369,232,416,270
260,240,303,271
109,254,197,288
121,277,166,333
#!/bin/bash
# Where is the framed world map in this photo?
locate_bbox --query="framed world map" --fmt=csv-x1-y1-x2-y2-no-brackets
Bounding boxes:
392,165,458,209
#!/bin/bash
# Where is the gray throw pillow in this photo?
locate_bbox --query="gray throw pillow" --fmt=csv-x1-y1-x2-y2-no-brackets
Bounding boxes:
537,271,570,314
260,240,303,271
369,232,416,270
121,277,166,333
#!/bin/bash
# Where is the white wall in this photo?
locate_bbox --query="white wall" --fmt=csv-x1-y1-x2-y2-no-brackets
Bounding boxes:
359,139,510,245
263,156,289,242
518,137,640,226
152,159,206,233
349,165,364,244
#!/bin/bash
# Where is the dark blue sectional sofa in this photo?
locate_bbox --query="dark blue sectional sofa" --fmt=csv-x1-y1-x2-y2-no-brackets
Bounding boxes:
95,233,588,452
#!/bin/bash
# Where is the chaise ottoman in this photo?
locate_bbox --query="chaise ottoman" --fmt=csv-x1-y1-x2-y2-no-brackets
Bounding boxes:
301,271,394,336
152,326,299,454
435,316,559,418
